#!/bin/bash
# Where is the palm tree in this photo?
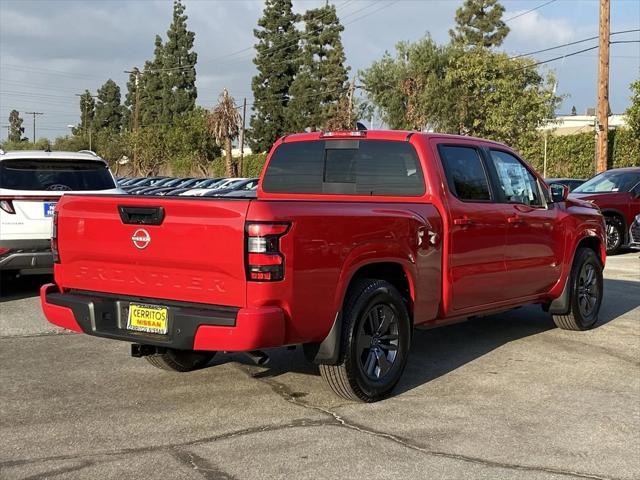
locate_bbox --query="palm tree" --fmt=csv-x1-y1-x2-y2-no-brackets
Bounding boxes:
208,88,241,177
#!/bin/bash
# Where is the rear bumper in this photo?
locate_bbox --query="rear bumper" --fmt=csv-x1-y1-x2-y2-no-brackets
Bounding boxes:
40,284,285,351
0,239,52,272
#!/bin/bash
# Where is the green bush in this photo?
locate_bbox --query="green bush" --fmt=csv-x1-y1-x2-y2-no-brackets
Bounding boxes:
517,128,639,178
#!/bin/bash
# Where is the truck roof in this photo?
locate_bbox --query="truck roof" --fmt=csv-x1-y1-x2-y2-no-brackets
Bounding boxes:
0,150,107,163
281,130,509,148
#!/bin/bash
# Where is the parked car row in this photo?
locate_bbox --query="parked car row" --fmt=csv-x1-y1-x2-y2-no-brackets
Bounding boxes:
116,176,259,197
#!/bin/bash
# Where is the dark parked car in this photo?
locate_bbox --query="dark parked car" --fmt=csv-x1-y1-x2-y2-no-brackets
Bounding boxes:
123,176,168,192
569,167,640,254
629,214,640,249
130,177,192,195
162,178,226,196
545,178,586,192
203,178,259,197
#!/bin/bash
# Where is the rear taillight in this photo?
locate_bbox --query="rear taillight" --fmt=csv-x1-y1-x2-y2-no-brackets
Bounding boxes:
245,222,290,281
51,211,60,263
0,247,11,256
0,199,15,214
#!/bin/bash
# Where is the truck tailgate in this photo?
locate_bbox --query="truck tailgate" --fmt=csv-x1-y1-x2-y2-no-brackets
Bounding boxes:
54,195,250,307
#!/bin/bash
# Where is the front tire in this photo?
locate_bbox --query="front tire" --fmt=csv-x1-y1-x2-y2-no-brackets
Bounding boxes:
146,349,215,372
320,279,411,402
552,248,603,331
605,216,624,255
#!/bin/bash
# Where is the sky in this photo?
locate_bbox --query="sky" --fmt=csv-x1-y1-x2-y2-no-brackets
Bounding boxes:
0,0,639,141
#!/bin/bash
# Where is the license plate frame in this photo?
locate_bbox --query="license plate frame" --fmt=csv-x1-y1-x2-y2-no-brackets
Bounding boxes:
127,303,169,335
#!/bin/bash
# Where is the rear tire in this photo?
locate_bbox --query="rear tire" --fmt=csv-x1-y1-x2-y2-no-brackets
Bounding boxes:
552,248,603,331
320,279,411,402
146,349,215,372
605,216,624,255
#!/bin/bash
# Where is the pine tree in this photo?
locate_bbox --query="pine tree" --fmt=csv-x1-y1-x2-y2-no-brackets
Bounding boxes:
288,4,350,132
571,105,578,116
140,36,166,127
8,110,25,143
123,69,140,131
78,90,96,134
208,88,241,177
162,0,197,123
250,0,300,153
449,0,509,48
94,79,123,132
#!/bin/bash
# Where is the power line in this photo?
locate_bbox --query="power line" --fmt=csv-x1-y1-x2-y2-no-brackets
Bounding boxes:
503,0,557,22
510,28,640,59
508,40,639,73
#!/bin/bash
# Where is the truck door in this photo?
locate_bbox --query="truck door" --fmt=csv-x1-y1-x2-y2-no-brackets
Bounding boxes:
435,143,508,311
484,149,563,298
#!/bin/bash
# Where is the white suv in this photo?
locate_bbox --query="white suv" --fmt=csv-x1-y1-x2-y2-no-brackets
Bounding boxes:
0,149,122,276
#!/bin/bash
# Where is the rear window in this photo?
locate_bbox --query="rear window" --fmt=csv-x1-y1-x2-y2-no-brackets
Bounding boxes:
262,140,425,196
0,159,115,191
438,146,491,201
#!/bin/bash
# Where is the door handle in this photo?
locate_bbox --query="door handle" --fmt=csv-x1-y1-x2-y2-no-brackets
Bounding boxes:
453,217,473,226
507,216,524,224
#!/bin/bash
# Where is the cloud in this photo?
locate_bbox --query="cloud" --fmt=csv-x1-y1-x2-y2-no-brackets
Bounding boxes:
0,0,638,138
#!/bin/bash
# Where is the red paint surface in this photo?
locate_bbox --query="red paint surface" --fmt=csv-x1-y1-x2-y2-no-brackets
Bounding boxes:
42,130,606,351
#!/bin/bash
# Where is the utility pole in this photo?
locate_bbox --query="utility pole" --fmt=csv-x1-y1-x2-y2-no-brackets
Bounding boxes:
596,0,610,173
238,97,247,177
2,125,9,140
25,112,43,143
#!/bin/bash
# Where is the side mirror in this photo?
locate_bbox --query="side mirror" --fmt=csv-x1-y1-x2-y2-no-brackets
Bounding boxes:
550,184,569,203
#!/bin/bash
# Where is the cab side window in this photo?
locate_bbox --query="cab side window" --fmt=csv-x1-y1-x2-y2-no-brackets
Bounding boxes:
488,150,543,207
439,145,492,201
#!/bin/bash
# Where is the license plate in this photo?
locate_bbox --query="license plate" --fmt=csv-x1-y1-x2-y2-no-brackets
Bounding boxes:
44,202,56,217
127,304,168,334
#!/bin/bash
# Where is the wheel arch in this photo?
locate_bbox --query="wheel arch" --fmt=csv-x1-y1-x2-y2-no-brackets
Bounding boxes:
549,233,604,315
304,259,415,365
601,209,628,246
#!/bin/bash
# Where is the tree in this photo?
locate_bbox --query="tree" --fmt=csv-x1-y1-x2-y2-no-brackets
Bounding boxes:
288,4,350,132
626,77,640,139
208,89,241,177
140,36,166,127
78,90,95,134
449,0,509,48
161,0,197,123
250,0,300,152
360,39,560,149
94,79,123,132
8,110,25,143
123,69,140,131
325,79,357,131
360,37,450,130
571,105,577,116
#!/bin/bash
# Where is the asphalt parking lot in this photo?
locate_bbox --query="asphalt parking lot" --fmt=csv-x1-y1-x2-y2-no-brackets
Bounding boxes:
1,252,638,480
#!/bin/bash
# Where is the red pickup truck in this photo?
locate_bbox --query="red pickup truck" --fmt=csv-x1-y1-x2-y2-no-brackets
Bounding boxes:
41,130,606,402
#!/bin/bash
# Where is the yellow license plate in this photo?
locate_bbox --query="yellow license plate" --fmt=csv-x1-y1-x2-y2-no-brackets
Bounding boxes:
127,304,168,334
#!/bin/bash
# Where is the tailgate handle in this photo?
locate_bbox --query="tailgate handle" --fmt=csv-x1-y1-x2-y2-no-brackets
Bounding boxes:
118,206,165,225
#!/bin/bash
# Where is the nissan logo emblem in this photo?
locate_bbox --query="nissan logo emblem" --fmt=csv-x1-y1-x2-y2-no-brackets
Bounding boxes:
132,228,151,249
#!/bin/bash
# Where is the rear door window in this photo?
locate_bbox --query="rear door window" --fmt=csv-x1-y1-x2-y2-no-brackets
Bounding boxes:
262,140,425,196
438,145,492,201
0,159,115,191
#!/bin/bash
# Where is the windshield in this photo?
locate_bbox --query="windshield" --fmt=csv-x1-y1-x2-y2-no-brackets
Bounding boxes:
573,170,640,193
0,159,115,191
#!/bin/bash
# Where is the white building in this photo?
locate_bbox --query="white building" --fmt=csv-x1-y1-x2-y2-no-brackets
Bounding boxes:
540,113,628,136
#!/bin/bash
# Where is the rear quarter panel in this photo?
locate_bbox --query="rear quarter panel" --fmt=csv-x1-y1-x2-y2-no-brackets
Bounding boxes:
246,200,442,345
